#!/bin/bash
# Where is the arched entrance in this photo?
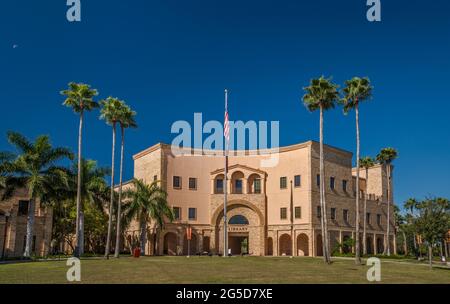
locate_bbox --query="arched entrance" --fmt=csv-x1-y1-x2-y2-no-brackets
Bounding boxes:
163,232,177,255
267,237,273,256
203,236,210,253
183,233,198,255
376,237,384,254
279,234,292,256
297,233,309,256
366,236,373,254
342,235,351,254
316,234,323,256
211,200,265,256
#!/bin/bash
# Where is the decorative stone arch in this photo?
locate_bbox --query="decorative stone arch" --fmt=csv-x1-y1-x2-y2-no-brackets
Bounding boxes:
279,234,292,256
376,236,384,254
211,199,265,227
247,173,263,194
316,234,323,256
212,173,225,194
267,237,273,256
230,171,245,194
211,199,265,256
183,232,199,255
163,232,177,256
297,233,309,256
210,164,267,194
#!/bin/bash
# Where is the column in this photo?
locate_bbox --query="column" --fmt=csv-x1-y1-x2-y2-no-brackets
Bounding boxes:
351,231,355,253
373,233,377,255
243,178,248,194
210,178,215,194
339,230,343,254
393,233,397,255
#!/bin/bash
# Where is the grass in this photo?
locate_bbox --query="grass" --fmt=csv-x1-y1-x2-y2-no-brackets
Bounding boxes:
0,256,449,284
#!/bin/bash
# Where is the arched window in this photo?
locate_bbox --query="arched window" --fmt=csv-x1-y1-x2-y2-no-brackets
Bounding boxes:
228,215,249,225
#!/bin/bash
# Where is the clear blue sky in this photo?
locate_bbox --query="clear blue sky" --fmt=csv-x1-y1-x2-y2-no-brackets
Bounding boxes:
1,0,449,208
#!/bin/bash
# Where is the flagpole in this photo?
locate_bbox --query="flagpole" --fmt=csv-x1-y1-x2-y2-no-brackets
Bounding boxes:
223,89,228,257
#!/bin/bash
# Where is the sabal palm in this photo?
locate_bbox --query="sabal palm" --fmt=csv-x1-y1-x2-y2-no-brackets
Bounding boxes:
341,77,373,265
6,132,73,257
122,179,174,255
303,76,340,264
114,105,137,258
61,82,99,256
376,147,398,256
359,156,375,255
404,198,419,252
68,159,110,210
100,97,128,258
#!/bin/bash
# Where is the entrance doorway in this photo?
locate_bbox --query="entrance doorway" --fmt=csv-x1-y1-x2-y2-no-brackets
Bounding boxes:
229,235,249,255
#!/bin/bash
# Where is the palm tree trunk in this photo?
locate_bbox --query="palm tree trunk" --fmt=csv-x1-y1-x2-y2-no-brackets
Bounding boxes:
105,123,116,258
428,245,433,269
355,104,361,264
114,126,125,258
363,167,369,255
79,211,84,255
75,111,83,257
402,231,408,256
23,198,36,257
319,106,331,264
140,217,147,255
385,164,391,256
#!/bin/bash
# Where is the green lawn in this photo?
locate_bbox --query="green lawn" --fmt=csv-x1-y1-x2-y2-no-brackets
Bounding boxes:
0,256,449,284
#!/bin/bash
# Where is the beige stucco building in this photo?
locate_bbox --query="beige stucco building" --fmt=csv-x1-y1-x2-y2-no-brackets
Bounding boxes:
0,188,53,258
125,140,396,257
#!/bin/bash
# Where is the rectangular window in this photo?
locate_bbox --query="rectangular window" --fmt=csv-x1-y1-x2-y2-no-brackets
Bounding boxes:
317,206,321,218
189,177,197,190
294,175,301,187
18,200,29,216
294,206,302,219
330,177,335,190
342,180,348,192
173,176,182,189
253,179,261,194
280,207,287,220
188,208,196,220
280,177,287,189
153,175,158,181
216,179,224,193
235,179,243,194
316,174,320,187
366,212,371,225
173,207,181,220
343,209,349,222
377,214,382,225
331,207,336,220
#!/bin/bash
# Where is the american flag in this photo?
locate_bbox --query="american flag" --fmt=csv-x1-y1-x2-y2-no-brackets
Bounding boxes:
224,89,230,143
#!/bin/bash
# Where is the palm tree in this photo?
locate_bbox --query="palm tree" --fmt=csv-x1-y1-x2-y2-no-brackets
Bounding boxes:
404,198,419,254
302,76,340,264
61,82,99,256
122,179,174,255
376,147,398,256
100,97,127,258
6,132,73,257
341,77,373,265
0,152,21,199
360,156,375,255
114,105,137,258
68,159,110,253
